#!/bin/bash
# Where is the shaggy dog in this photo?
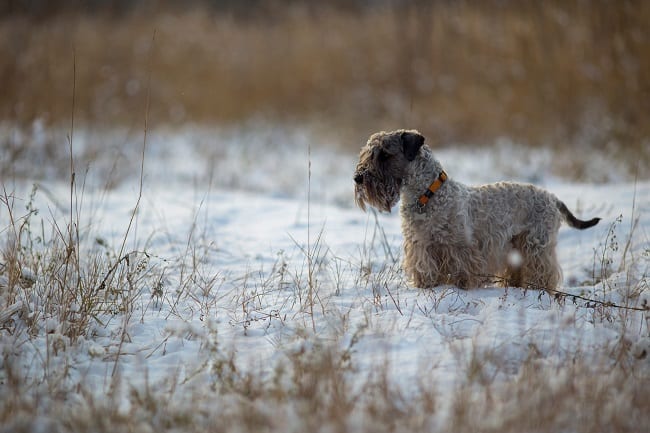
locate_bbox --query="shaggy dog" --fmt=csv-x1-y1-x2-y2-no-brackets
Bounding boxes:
354,129,600,290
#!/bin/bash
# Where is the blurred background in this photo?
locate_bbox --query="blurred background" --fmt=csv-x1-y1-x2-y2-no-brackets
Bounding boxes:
1,0,648,178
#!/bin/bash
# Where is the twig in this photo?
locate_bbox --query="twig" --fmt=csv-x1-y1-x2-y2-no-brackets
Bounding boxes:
618,173,639,272
483,273,649,312
96,252,138,292
307,141,316,332
546,287,648,312
370,207,396,264
383,282,403,316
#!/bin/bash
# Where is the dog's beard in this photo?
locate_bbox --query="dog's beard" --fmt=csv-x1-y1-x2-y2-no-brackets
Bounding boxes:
354,184,368,211
354,177,399,213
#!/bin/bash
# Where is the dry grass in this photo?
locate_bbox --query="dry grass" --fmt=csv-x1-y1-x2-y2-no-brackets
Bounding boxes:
1,1,649,162
2,325,649,433
1,27,649,427
1,167,649,432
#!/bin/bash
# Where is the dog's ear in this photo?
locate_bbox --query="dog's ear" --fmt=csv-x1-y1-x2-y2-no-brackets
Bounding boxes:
400,131,425,161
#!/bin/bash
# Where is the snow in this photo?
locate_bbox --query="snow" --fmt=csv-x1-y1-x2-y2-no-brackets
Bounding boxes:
1,125,649,428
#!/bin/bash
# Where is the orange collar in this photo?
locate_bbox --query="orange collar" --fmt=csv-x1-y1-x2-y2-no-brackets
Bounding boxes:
418,170,447,207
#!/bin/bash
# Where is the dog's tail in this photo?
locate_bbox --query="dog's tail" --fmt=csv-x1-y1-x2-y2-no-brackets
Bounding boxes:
556,200,601,230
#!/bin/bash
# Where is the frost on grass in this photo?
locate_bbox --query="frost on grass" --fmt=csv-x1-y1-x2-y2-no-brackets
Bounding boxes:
1,130,649,432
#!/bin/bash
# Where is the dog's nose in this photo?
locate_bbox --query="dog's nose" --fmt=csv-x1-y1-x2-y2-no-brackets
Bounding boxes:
354,173,364,185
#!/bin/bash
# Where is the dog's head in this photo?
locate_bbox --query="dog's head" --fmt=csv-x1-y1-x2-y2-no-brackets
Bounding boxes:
353,129,425,212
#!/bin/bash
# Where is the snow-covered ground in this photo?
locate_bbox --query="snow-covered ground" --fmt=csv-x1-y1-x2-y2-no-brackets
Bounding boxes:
1,125,649,432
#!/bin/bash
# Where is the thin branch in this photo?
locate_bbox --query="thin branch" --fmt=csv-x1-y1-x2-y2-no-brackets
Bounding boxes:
383,282,403,316
546,287,648,312
483,273,649,312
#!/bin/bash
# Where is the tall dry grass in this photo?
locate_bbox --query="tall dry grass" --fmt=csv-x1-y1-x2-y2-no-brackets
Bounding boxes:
1,1,648,160
2,177,649,433
1,128,649,432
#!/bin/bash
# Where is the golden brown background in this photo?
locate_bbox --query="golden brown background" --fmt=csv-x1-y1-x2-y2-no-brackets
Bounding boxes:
1,0,648,163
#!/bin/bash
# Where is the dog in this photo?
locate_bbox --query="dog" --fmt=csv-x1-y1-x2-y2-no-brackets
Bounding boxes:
354,129,600,290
